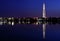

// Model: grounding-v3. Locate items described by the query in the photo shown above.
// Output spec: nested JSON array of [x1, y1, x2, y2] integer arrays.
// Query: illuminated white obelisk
[[43, 3, 46, 18], [42, 3, 46, 39]]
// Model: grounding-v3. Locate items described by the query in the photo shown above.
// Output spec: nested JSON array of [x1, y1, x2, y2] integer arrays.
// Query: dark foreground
[[0, 24, 60, 41]]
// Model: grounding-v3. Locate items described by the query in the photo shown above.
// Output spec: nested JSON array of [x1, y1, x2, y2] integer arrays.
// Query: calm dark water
[[0, 24, 60, 41], [46, 24, 60, 41]]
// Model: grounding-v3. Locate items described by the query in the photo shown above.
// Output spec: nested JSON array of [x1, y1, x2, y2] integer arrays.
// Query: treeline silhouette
[[0, 17, 60, 25]]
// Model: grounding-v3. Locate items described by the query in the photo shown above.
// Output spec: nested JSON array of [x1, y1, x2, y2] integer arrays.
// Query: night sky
[[0, 0, 60, 17]]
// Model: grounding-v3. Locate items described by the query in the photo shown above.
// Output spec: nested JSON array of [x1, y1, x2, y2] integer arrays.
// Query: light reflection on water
[[0, 24, 60, 41], [46, 24, 60, 41]]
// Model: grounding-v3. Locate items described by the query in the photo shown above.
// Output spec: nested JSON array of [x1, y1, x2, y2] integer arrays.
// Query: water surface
[[0, 24, 60, 41]]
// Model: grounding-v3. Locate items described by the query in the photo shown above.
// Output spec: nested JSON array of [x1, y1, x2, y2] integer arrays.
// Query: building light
[[36, 22, 38, 25], [8, 18, 11, 20], [12, 22, 14, 26], [0, 22, 3, 25], [8, 21, 11, 25]]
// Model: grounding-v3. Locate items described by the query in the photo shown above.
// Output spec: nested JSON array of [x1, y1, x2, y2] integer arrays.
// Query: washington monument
[[42, 2, 46, 39]]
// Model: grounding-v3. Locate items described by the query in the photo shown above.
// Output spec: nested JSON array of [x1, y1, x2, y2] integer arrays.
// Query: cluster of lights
[[0, 17, 38, 25], [0, 17, 60, 26], [0, 17, 14, 25]]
